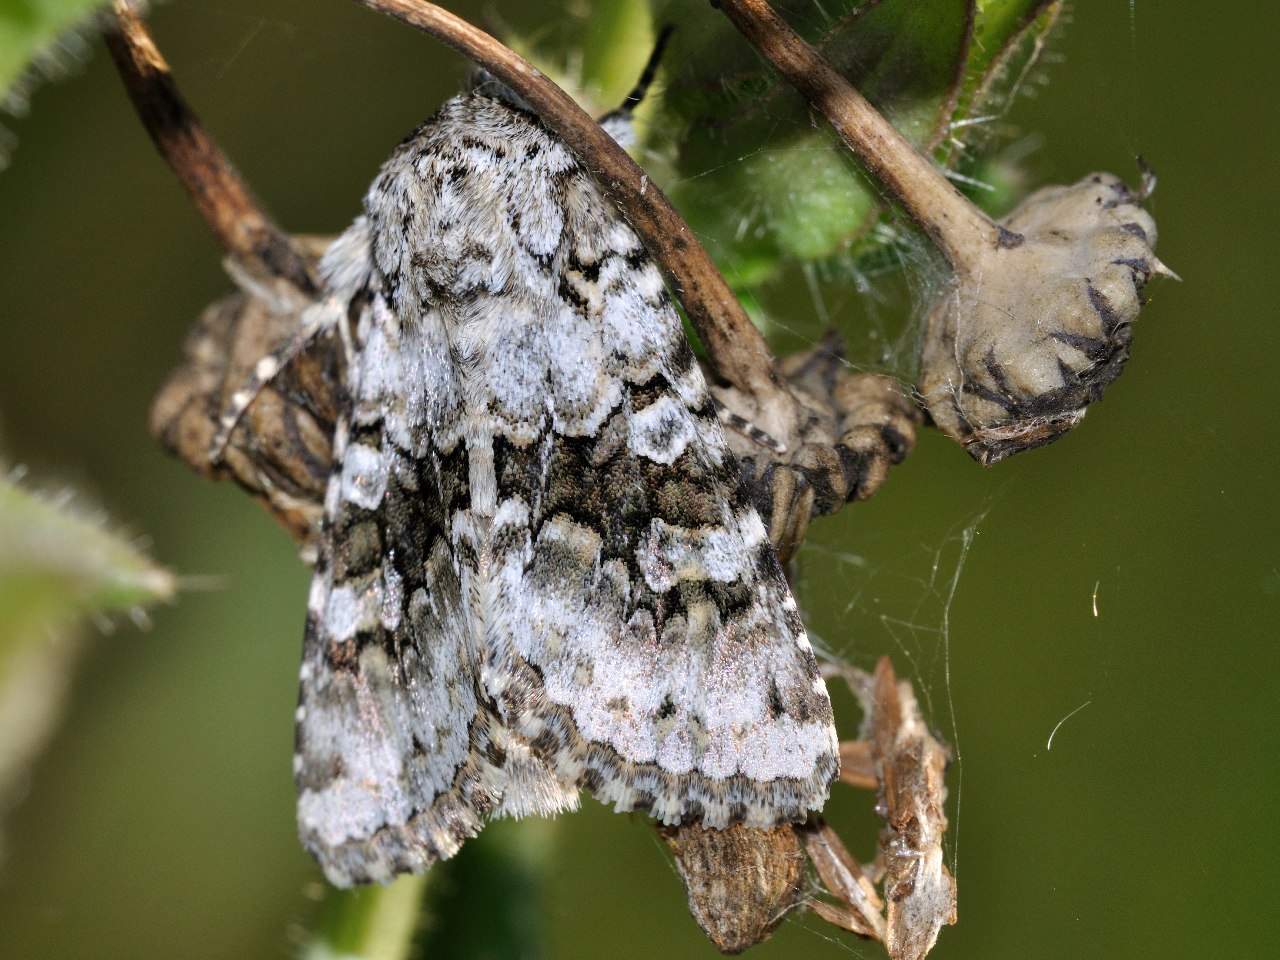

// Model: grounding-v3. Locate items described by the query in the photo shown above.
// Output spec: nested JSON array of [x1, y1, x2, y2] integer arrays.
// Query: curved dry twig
[[104, 1, 319, 295]]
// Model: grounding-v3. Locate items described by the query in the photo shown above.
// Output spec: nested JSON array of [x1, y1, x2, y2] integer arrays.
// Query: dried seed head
[[659, 822, 805, 954], [919, 172, 1173, 464]]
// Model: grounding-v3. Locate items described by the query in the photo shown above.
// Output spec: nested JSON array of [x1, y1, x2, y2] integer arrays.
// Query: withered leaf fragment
[[870, 658, 957, 960], [811, 658, 956, 960], [801, 817, 885, 941]]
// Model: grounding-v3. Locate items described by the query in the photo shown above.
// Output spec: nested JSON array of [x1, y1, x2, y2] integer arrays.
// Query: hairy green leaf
[[0, 0, 109, 113]]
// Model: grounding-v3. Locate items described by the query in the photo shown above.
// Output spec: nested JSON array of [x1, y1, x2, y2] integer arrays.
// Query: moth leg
[[713, 397, 787, 454], [720, 333, 921, 563], [207, 295, 346, 463]]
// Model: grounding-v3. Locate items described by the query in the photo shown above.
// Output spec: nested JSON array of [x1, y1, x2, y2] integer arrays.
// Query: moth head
[[465, 67, 536, 114]]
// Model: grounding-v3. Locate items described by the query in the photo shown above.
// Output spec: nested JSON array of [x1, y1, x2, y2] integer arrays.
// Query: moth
[[123, 0, 915, 912], [270, 77, 841, 885]]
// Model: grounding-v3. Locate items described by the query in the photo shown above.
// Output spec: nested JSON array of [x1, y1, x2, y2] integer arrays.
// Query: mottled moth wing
[[296, 93, 837, 885]]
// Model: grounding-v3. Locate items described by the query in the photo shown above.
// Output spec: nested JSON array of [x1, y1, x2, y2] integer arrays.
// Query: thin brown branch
[[351, 0, 792, 423], [105, 1, 318, 295], [714, 0, 1003, 276]]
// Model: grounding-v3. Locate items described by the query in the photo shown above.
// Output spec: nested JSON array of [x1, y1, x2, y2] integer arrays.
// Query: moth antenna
[[104, 1, 318, 296], [596, 24, 675, 146], [618, 23, 676, 114], [597, 24, 675, 146]]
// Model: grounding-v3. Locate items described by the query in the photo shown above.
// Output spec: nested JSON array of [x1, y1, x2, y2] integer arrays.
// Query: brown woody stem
[[352, 0, 792, 420], [714, 0, 1005, 276], [105, 1, 319, 295]]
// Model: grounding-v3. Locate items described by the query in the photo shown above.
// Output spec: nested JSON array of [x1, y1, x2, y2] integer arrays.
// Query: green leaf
[[647, 0, 1062, 281], [0, 473, 174, 857], [953, 1, 1062, 164], [0, 476, 175, 647], [0, 0, 109, 113], [503, 0, 657, 116]]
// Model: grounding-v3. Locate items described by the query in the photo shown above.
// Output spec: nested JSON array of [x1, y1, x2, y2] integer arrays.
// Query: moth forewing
[[293, 91, 839, 886]]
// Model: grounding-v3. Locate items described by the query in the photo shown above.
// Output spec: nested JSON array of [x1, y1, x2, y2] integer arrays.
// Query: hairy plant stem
[[301, 875, 428, 960], [714, 0, 1005, 276]]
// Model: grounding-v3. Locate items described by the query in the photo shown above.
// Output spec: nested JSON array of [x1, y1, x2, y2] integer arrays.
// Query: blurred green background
[[0, 1, 1276, 958]]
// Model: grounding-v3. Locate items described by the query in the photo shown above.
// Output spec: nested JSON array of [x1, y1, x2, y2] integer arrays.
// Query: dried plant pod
[[919, 173, 1174, 463], [714, 0, 1175, 465], [659, 822, 805, 954]]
